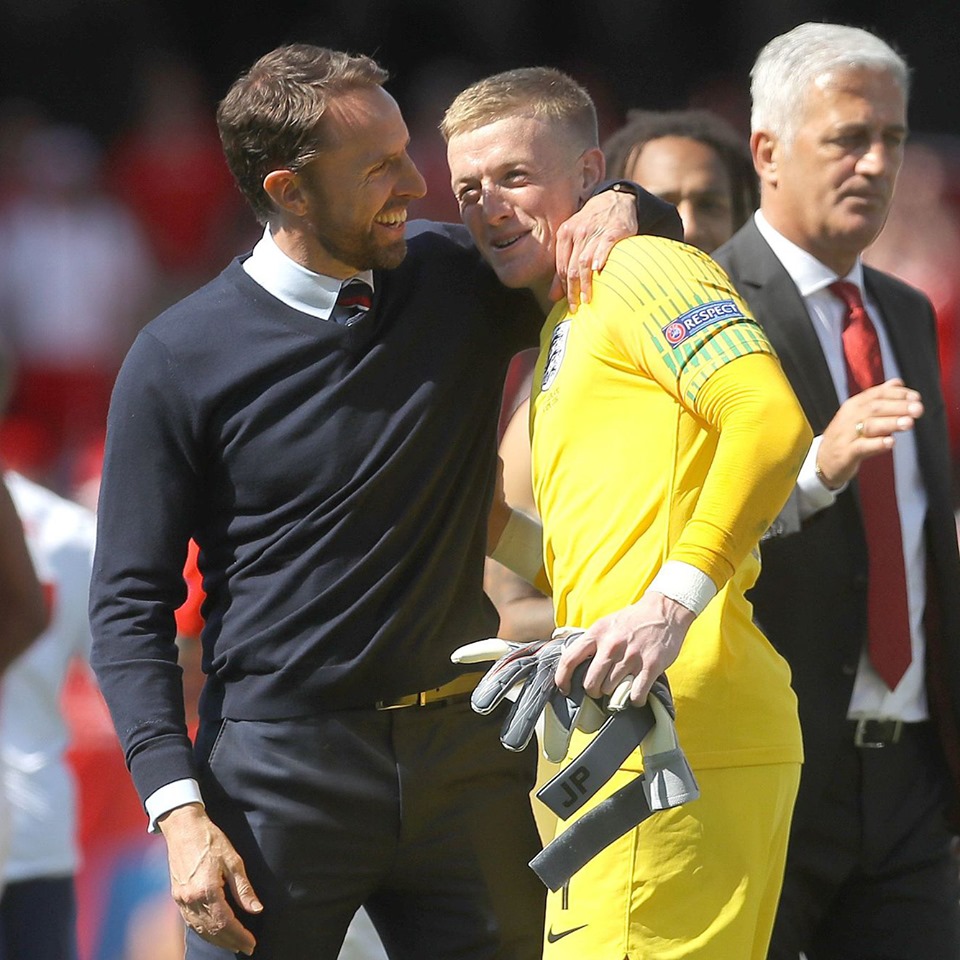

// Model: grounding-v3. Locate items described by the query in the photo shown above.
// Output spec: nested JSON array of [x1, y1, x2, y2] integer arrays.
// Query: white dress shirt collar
[[242, 226, 374, 321], [754, 210, 865, 296]]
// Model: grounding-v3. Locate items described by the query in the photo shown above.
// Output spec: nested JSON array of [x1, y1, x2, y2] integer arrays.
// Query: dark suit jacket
[[714, 218, 960, 828]]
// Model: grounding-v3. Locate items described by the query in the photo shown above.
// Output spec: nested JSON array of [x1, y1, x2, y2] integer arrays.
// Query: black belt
[[852, 717, 905, 748], [374, 672, 483, 710]]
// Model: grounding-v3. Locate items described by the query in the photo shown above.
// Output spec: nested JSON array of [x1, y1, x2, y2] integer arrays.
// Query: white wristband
[[648, 560, 717, 616], [490, 509, 544, 586]]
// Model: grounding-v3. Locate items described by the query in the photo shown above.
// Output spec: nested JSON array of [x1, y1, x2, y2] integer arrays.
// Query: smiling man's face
[[446, 114, 592, 308], [293, 85, 427, 277]]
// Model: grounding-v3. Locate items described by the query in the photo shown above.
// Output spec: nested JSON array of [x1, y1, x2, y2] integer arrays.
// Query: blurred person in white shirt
[[0, 468, 95, 959]]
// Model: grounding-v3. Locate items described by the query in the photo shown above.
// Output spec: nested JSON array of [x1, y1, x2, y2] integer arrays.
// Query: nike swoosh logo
[[546, 924, 588, 943]]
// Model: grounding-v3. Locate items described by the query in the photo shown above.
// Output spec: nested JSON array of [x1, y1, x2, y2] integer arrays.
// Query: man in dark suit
[[714, 21, 960, 960]]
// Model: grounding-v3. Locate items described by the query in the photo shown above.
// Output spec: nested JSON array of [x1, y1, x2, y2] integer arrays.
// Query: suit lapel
[[726, 222, 841, 434]]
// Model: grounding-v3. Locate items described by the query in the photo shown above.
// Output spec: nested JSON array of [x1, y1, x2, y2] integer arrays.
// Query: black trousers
[[187, 699, 546, 960], [0, 875, 78, 960], [768, 721, 960, 960]]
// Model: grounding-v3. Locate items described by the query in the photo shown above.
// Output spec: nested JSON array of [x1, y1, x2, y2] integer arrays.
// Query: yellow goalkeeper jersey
[[530, 235, 807, 769]]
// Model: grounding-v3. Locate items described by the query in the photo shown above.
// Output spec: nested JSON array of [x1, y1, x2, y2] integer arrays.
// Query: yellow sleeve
[[585, 237, 811, 588], [667, 352, 812, 588], [592, 237, 776, 408]]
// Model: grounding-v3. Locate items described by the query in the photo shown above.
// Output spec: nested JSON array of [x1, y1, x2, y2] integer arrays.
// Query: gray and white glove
[[529, 669, 699, 890], [638, 683, 699, 810], [453, 628, 612, 760]]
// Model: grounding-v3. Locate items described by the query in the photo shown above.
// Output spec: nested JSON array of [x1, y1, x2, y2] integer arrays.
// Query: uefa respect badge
[[662, 299, 744, 348]]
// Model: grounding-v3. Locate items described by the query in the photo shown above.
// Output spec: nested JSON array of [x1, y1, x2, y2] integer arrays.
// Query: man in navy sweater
[[89, 44, 679, 960]]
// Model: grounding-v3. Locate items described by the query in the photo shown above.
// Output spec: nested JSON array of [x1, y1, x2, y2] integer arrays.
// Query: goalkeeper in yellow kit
[[443, 67, 812, 959]]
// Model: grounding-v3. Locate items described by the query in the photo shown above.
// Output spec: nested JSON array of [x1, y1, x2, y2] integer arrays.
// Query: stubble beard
[[318, 224, 408, 273]]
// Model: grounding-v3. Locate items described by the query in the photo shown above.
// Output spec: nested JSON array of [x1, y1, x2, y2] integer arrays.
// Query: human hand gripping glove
[[534, 670, 696, 822], [453, 628, 697, 807], [454, 629, 699, 890]]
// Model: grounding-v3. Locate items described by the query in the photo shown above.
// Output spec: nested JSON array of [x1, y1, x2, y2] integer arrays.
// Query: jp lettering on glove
[[452, 627, 699, 888], [530, 674, 700, 890], [535, 674, 678, 820]]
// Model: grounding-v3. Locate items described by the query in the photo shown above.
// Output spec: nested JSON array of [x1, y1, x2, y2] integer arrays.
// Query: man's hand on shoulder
[[551, 181, 683, 311], [158, 802, 263, 956], [551, 186, 639, 310], [816, 379, 923, 489]]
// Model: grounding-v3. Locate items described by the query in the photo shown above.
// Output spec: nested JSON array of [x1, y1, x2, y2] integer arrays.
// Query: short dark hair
[[602, 108, 758, 230], [216, 44, 389, 224]]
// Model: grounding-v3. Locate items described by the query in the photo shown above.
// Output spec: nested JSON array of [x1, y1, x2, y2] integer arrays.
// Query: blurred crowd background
[[0, 1, 958, 957]]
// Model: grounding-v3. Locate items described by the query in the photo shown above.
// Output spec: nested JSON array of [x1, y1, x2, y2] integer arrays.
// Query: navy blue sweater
[[89, 221, 541, 802]]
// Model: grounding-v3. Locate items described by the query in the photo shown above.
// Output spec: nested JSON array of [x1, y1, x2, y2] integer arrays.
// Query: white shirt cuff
[[648, 560, 717, 616], [797, 436, 845, 521], [144, 779, 204, 833]]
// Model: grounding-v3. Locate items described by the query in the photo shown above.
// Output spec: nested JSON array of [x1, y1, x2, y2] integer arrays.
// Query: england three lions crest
[[541, 321, 571, 391]]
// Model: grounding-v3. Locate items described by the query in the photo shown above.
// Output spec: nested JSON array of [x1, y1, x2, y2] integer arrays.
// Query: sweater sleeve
[[88, 329, 201, 805]]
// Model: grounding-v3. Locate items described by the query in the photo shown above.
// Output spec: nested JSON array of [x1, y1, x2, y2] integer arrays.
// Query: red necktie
[[830, 280, 912, 689], [331, 279, 373, 326]]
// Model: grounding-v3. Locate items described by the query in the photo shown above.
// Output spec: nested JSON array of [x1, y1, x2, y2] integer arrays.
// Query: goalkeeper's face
[[447, 115, 598, 309]]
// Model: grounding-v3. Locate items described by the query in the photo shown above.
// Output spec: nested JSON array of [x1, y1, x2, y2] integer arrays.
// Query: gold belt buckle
[[374, 672, 482, 711], [374, 693, 419, 710]]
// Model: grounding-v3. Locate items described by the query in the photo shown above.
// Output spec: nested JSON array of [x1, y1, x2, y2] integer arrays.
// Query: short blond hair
[[440, 67, 598, 153]]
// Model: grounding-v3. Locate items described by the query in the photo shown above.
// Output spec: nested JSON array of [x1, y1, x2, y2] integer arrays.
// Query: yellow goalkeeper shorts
[[542, 761, 800, 960]]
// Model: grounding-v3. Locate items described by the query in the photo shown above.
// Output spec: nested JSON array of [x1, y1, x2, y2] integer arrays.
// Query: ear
[[752, 131, 778, 186], [262, 169, 308, 217], [579, 146, 606, 199]]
